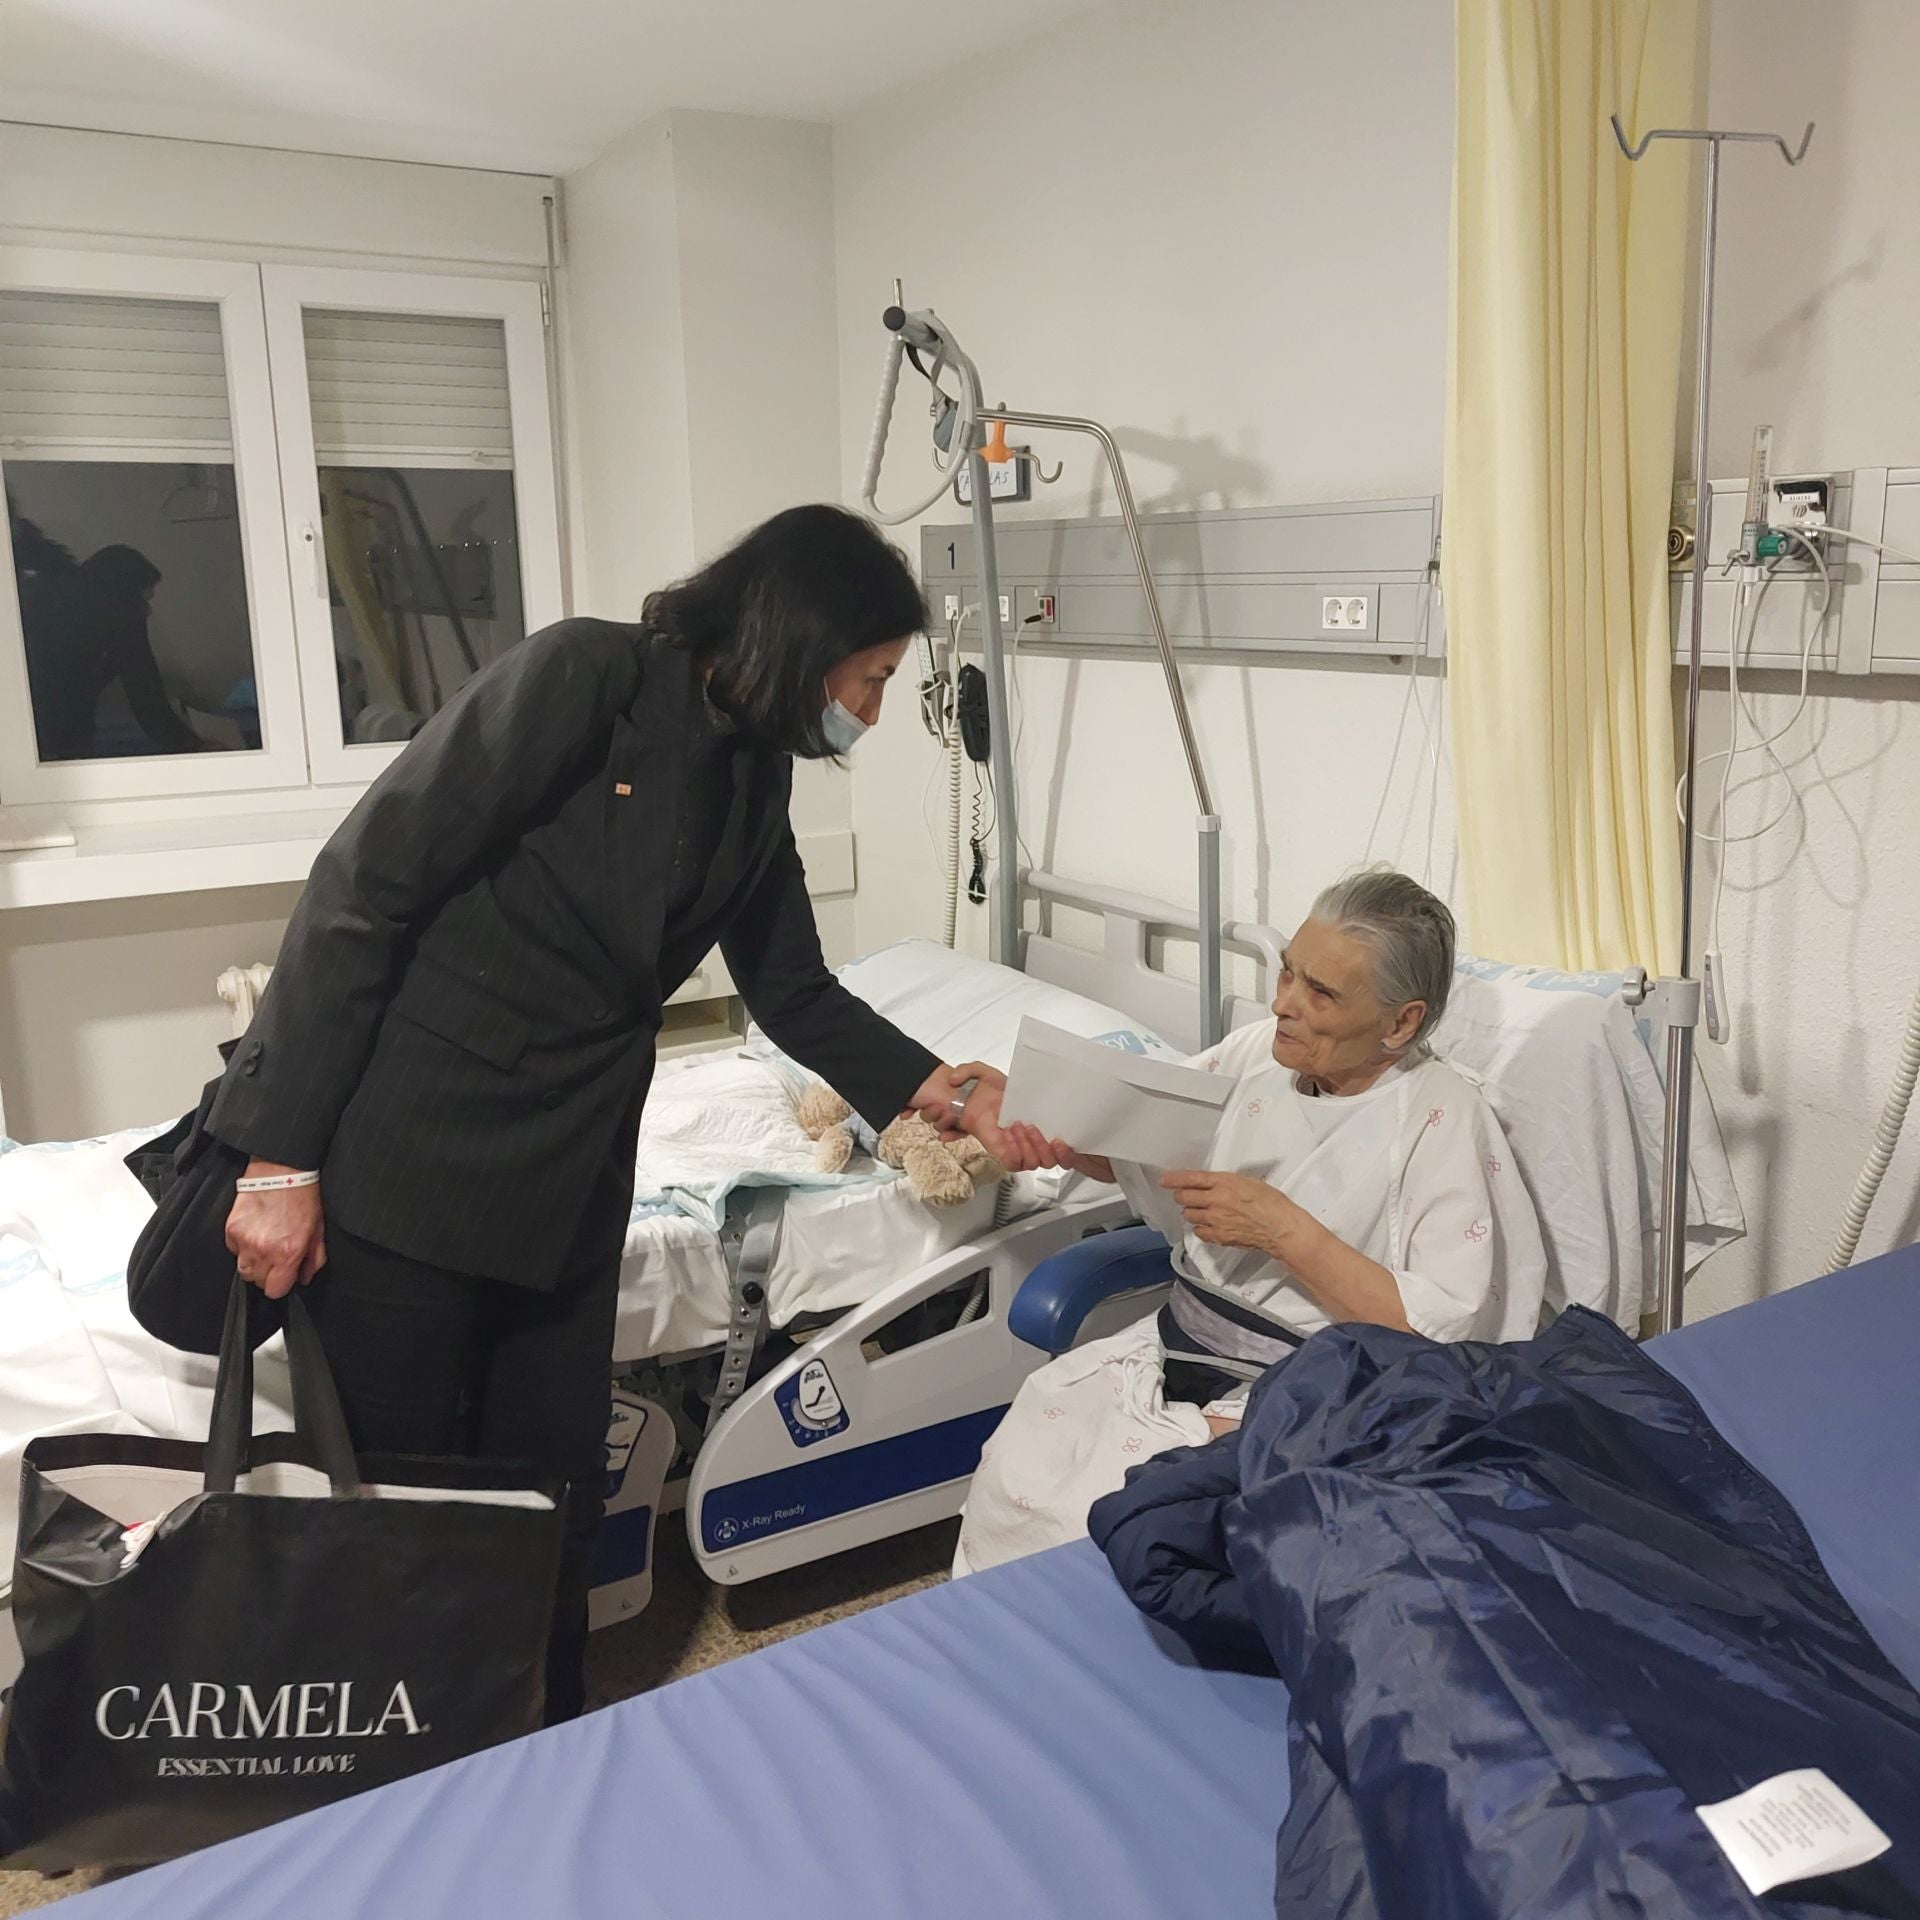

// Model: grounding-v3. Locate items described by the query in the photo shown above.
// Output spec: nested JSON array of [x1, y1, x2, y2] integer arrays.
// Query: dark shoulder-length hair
[[643, 504, 927, 758], [82, 545, 163, 602]]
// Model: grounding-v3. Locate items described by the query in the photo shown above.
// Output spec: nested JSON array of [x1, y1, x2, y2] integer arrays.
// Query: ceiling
[[0, 0, 1115, 175]]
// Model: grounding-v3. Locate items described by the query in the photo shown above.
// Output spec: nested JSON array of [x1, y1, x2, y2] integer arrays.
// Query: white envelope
[[1000, 1018, 1233, 1168]]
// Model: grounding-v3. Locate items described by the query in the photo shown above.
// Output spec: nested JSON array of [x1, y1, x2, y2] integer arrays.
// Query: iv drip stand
[[1611, 112, 1814, 1335]]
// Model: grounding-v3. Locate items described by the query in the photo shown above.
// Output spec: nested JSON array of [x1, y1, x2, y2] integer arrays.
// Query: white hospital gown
[[954, 1020, 1546, 1576]]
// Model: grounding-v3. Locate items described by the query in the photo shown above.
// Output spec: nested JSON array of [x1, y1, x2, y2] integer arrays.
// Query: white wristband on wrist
[[234, 1170, 321, 1193]]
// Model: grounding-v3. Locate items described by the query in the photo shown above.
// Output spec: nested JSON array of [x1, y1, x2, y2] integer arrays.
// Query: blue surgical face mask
[[822, 698, 869, 755]]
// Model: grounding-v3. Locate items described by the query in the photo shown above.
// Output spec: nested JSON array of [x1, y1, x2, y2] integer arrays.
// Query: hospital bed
[[44, 1237, 1917, 1920], [0, 872, 1742, 1665], [0, 876, 1282, 1650]]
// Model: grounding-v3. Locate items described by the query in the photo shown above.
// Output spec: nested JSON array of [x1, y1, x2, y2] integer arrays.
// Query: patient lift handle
[[862, 294, 1225, 1048], [980, 404, 1222, 1049]]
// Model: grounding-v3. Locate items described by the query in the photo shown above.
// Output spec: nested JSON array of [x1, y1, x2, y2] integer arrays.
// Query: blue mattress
[[63, 1246, 1920, 1920]]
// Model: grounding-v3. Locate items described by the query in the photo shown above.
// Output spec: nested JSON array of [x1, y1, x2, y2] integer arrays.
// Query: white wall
[[0, 885, 301, 1141], [0, 128, 550, 1139], [832, 0, 1920, 1315], [833, 0, 1458, 962], [562, 110, 858, 959], [671, 114, 842, 557], [562, 119, 697, 614], [1683, 0, 1920, 1311], [563, 111, 844, 601]]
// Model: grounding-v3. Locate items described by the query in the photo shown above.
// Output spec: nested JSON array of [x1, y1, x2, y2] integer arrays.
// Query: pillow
[[1435, 962, 1743, 1326], [754, 938, 1178, 1076], [1453, 954, 1633, 999], [0, 1127, 169, 1299]]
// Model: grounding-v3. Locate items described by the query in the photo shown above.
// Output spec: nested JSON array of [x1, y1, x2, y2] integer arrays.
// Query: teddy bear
[[793, 1081, 1004, 1208]]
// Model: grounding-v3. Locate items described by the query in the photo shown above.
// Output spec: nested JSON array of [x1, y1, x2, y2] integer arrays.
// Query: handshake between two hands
[[907, 1063, 1096, 1177], [909, 1062, 1291, 1253]]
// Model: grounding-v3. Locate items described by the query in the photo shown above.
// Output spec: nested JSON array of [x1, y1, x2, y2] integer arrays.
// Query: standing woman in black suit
[[213, 505, 993, 1722]]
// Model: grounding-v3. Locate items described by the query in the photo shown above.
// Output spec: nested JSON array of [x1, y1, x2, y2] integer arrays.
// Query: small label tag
[[614, 782, 633, 797], [1696, 1769, 1892, 1895]]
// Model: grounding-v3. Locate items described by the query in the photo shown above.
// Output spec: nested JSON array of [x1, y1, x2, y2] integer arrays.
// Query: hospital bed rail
[[686, 1188, 1141, 1586], [1017, 868, 1283, 1056]]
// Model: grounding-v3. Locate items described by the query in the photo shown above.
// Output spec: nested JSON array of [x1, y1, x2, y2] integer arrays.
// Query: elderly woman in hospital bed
[[955, 868, 1546, 1576]]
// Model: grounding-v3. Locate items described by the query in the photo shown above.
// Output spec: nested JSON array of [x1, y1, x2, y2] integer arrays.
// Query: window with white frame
[[0, 246, 561, 809], [262, 264, 561, 787]]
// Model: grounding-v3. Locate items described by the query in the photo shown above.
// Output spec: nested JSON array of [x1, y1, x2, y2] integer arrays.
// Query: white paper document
[[1000, 1018, 1233, 1169], [1695, 1770, 1892, 1896]]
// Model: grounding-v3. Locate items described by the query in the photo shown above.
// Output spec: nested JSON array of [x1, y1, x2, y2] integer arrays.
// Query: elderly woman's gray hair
[[1309, 867, 1456, 1051]]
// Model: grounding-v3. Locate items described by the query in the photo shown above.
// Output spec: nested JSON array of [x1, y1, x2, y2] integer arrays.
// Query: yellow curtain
[[1444, 0, 1699, 972]]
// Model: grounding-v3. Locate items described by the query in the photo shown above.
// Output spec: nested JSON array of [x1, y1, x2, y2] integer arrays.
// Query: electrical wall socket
[[1015, 585, 1057, 630], [942, 594, 963, 625], [1321, 595, 1373, 631]]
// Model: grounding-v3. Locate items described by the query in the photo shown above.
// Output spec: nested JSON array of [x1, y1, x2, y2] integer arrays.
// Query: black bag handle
[[205, 1275, 362, 1497]]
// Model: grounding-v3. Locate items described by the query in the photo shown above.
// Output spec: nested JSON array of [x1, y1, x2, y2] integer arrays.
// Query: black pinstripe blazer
[[208, 620, 938, 1290]]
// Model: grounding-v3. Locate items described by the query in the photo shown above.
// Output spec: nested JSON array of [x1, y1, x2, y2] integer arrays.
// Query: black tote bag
[[0, 1280, 565, 1870], [124, 1046, 282, 1355]]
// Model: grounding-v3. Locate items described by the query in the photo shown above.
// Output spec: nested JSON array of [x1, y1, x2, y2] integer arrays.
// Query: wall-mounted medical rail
[[1612, 110, 1815, 1336], [921, 494, 1442, 661]]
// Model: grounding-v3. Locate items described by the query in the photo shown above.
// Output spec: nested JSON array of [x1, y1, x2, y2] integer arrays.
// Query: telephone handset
[[956, 665, 991, 763]]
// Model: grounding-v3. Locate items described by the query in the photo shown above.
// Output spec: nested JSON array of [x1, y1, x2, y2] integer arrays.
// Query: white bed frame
[[1015, 867, 1283, 1055], [214, 874, 1287, 1602]]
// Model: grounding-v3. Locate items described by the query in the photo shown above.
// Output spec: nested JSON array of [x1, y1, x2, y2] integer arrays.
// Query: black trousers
[[303, 1222, 620, 1726]]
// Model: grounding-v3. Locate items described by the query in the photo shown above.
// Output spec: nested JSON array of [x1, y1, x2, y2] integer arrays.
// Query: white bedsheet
[[612, 1169, 1038, 1360], [0, 1123, 969, 1634], [633, 1049, 892, 1228]]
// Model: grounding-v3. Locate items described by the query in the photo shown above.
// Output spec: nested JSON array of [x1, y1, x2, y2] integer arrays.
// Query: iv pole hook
[[1610, 115, 1815, 166]]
